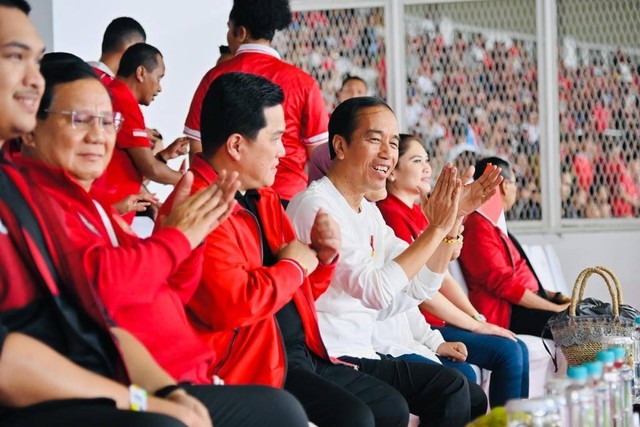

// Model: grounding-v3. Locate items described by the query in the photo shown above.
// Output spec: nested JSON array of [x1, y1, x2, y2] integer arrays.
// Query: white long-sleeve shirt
[[287, 177, 443, 359]]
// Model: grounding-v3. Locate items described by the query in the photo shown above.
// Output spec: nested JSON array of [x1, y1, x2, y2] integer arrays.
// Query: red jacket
[[1, 153, 129, 383], [162, 155, 335, 387], [458, 212, 540, 328], [17, 156, 215, 383]]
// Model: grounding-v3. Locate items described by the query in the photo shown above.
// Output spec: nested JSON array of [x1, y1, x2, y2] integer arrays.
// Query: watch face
[[129, 384, 149, 412]]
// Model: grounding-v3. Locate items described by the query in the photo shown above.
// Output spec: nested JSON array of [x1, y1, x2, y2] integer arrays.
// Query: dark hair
[[341, 74, 367, 90], [397, 134, 422, 161], [328, 96, 393, 160], [473, 156, 512, 181], [200, 72, 284, 158], [101, 17, 146, 54], [229, 0, 292, 41], [0, 0, 30, 14], [117, 43, 162, 77], [37, 52, 101, 119], [219, 45, 231, 55]]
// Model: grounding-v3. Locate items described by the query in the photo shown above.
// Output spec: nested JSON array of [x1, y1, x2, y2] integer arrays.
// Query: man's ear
[[236, 25, 249, 43], [499, 180, 507, 196], [135, 65, 146, 83], [226, 133, 244, 161], [332, 135, 347, 160]]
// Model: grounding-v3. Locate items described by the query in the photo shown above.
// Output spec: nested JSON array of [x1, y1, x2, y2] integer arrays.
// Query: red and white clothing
[[184, 44, 329, 200], [89, 61, 116, 86], [100, 79, 150, 223], [458, 211, 540, 328], [377, 193, 446, 327], [17, 156, 214, 383], [159, 155, 336, 387]]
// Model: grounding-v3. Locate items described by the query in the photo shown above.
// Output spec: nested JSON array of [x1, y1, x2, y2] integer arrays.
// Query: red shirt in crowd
[[100, 78, 150, 223], [184, 44, 329, 201]]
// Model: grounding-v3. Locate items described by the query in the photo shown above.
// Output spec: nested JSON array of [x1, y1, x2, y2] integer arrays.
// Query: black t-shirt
[[236, 191, 309, 366]]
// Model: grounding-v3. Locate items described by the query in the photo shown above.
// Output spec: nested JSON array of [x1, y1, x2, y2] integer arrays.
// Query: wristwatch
[[472, 313, 486, 322], [129, 384, 148, 412]]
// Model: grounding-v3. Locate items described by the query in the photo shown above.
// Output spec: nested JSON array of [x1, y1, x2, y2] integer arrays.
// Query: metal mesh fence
[[557, 0, 640, 219], [404, 0, 542, 221], [272, 7, 387, 113]]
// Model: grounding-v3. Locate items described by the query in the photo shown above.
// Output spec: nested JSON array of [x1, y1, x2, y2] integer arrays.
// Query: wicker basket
[[547, 266, 636, 366]]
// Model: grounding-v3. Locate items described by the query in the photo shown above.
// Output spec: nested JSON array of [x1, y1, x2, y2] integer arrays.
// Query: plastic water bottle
[[586, 361, 612, 427], [566, 365, 596, 427], [545, 378, 572, 426], [612, 347, 634, 427], [633, 317, 640, 404], [598, 350, 623, 427]]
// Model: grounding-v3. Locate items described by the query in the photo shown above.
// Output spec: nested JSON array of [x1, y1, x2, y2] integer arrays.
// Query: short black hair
[[328, 96, 393, 160], [341, 74, 367, 89], [0, 0, 30, 13], [200, 72, 284, 158], [101, 17, 146, 54], [117, 43, 162, 77], [229, 0, 292, 41], [37, 52, 102, 119], [474, 156, 512, 181]]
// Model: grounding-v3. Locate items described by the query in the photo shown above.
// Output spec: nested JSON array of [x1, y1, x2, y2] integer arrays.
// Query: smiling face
[[336, 105, 400, 195], [30, 79, 116, 191], [236, 104, 286, 191], [389, 138, 432, 198], [0, 6, 45, 143]]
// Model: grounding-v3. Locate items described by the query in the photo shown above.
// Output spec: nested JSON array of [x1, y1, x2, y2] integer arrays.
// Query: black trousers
[[509, 304, 556, 338], [1, 384, 308, 427], [284, 352, 485, 427]]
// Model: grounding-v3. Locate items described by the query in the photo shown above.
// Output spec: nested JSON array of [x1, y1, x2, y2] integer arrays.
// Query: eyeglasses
[[45, 109, 124, 133]]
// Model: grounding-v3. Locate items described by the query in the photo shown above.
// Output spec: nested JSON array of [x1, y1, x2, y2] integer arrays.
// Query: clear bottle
[[598, 350, 623, 427], [586, 361, 612, 427], [566, 365, 596, 427], [612, 347, 634, 427], [544, 378, 572, 427], [633, 317, 640, 404]]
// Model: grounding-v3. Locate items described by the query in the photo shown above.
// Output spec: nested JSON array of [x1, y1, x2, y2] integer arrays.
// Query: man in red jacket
[[165, 71, 442, 426]]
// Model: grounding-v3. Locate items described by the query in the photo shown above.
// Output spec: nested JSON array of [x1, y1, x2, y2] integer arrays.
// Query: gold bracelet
[[442, 235, 463, 244]]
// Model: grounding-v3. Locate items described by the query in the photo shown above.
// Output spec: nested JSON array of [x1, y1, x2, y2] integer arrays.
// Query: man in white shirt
[[288, 96, 503, 426]]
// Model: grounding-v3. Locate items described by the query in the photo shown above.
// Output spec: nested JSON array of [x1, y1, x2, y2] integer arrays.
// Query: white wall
[[519, 231, 640, 309], [33, 0, 233, 197]]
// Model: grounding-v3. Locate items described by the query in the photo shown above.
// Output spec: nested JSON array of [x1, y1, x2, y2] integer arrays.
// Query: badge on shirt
[[0, 218, 7, 235]]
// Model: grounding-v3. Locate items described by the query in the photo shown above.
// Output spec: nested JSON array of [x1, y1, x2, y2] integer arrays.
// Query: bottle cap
[[611, 347, 626, 360], [567, 365, 588, 380], [596, 350, 615, 363], [584, 361, 603, 378]]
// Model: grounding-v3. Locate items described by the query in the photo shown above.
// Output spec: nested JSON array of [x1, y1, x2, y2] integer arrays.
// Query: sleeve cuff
[[280, 259, 306, 284], [409, 267, 445, 301]]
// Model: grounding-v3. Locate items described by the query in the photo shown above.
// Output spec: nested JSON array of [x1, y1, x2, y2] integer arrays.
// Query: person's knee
[[256, 388, 309, 427], [372, 390, 409, 427], [466, 378, 488, 419], [333, 398, 376, 427]]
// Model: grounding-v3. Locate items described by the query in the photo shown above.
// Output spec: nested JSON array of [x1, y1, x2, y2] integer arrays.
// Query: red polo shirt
[[184, 44, 329, 200], [101, 79, 150, 223]]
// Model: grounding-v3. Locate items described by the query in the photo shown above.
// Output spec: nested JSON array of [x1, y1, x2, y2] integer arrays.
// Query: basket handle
[[592, 265, 623, 305], [569, 267, 619, 317]]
